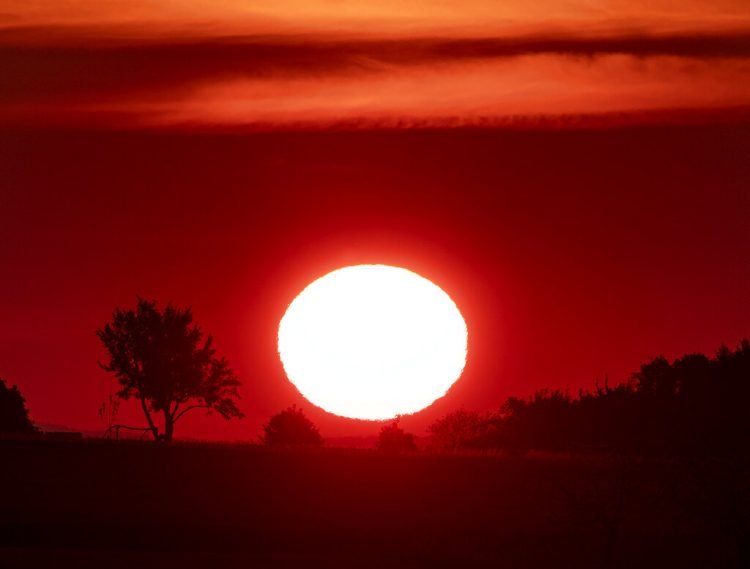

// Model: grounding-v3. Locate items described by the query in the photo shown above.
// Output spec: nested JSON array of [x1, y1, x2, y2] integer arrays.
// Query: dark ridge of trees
[[428, 340, 750, 457], [263, 405, 323, 447], [377, 418, 417, 452], [97, 298, 243, 443], [0, 378, 36, 434], [427, 408, 491, 451]]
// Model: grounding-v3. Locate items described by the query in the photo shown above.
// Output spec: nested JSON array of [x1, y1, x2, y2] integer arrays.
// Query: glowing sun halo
[[278, 265, 468, 420]]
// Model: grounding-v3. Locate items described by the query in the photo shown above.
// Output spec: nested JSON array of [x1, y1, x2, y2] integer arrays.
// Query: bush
[[263, 405, 323, 447], [377, 419, 416, 452]]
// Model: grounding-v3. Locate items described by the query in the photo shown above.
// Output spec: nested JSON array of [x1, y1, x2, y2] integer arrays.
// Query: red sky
[[1, 1, 748, 439]]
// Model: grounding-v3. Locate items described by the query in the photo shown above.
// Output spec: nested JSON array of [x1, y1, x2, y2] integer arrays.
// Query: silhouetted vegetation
[[263, 405, 323, 447], [428, 340, 750, 458], [97, 298, 243, 442], [427, 408, 489, 451], [377, 418, 417, 452], [0, 378, 36, 434], [2, 340, 749, 567]]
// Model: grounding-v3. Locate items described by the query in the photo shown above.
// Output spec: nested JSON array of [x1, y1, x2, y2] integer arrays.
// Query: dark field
[[1, 440, 747, 568]]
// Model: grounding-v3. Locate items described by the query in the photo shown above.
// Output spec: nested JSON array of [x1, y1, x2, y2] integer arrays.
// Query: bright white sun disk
[[278, 264, 468, 420]]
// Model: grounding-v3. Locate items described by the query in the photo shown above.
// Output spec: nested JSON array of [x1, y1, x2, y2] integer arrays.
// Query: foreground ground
[[1, 440, 747, 568]]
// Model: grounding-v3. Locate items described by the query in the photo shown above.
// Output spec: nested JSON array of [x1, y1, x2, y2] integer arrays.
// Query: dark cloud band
[[1, 29, 750, 104]]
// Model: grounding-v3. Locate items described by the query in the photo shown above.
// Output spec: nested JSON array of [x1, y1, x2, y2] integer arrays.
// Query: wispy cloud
[[2, 2, 750, 129]]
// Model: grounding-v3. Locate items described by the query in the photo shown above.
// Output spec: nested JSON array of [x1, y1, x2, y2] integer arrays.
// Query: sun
[[278, 264, 468, 420]]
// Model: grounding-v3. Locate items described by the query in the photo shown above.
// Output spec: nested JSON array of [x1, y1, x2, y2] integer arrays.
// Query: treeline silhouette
[[3, 299, 749, 461], [0, 378, 36, 435], [428, 340, 750, 457]]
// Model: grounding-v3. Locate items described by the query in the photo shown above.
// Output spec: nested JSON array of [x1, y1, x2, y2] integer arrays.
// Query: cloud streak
[[2, 23, 750, 128]]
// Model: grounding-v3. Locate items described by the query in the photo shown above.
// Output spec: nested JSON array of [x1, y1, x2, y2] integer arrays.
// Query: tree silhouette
[[0, 378, 36, 434], [426, 339, 750, 458], [97, 298, 243, 442], [377, 418, 416, 452], [427, 408, 486, 451], [632, 355, 676, 396], [262, 405, 323, 447]]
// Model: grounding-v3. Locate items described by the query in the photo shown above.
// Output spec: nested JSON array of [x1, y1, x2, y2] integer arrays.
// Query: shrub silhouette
[[263, 405, 323, 447], [0, 378, 36, 434], [377, 418, 416, 452], [427, 409, 486, 451], [97, 298, 243, 442]]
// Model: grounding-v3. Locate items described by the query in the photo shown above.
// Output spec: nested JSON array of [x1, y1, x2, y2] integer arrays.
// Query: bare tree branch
[[173, 404, 210, 424]]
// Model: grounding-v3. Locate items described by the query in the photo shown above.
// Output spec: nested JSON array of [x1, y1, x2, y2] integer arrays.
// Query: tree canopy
[[427, 408, 486, 451], [0, 378, 36, 434], [97, 298, 243, 442], [262, 405, 323, 447], [427, 340, 750, 458], [377, 419, 417, 452]]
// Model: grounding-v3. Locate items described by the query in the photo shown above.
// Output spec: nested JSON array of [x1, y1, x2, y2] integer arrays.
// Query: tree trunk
[[163, 410, 174, 443], [139, 397, 160, 441]]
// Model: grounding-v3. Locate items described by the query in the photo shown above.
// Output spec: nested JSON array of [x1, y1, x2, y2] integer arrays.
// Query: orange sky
[[4, 1, 750, 35], [2, 0, 749, 128]]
